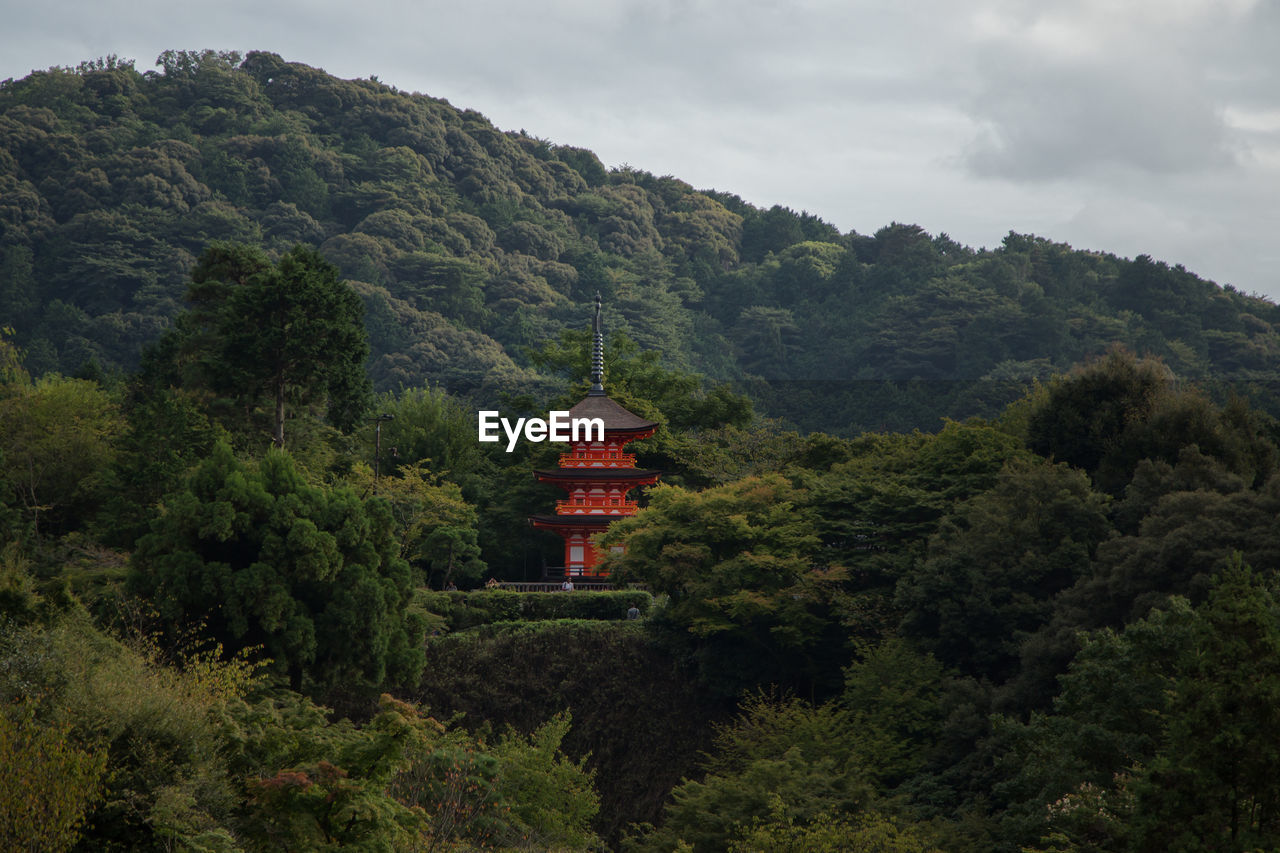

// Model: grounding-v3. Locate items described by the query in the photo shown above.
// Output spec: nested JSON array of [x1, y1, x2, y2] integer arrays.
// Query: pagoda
[[530, 295, 660, 579]]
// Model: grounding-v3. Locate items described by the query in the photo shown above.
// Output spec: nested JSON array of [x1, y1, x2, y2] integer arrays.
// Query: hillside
[[10, 50, 1280, 853], [3, 51, 1278, 434]]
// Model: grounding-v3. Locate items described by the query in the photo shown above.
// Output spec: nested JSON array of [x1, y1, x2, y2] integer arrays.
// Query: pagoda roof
[[568, 394, 659, 433], [534, 467, 661, 482]]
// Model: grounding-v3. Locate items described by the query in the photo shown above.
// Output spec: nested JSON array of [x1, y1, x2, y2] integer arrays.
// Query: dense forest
[[4, 51, 1280, 852]]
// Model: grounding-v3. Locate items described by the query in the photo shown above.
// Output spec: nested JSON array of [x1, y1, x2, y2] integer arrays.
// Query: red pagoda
[[530, 295, 660, 579]]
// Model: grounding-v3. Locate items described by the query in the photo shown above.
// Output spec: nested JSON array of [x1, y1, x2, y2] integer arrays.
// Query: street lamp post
[[370, 413, 394, 494]]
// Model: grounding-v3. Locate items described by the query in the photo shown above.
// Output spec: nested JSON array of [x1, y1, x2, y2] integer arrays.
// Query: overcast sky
[[4, 0, 1279, 302]]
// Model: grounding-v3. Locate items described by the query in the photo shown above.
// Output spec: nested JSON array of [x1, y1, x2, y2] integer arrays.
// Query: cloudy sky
[[4, 0, 1279, 301]]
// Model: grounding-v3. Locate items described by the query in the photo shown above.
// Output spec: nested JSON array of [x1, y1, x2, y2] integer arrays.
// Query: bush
[[418, 589, 654, 631]]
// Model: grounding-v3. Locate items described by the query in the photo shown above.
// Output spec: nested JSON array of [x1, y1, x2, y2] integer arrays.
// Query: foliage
[[602, 474, 849, 696], [96, 384, 227, 547], [843, 637, 950, 790], [0, 372, 123, 537], [896, 457, 1113, 681], [1026, 348, 1276, 495], [129, 443, 424, 695], [151, 242, 372, 449], [998, 560, 1280, 853], [1, 55, 1278, 439], [0, 701, 107, 853], [1128, 561, 1280, 851], [729, 807, 941, 853], [626, 693, 871, 853], [417, 588, 654, 630], [346, 460, 486, 587], [0, 613, 258, 850], [4, 49, 1280, 852], [389, 709, 600, 850], [413, 619, 723, 844]]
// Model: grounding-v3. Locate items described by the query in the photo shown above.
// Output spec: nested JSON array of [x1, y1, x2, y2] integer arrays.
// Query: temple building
[[530, 295, 660, 579]]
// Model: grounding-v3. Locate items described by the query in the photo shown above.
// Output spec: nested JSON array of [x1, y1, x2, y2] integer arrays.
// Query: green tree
[[0, 702, 107, 853], [346, 461, 486, 588], [843, 638, 950, 789], [895, 458, 1112, 682], [602, 475, 848, 695], [0, 373, 122, 537], [527, 328, 753, 433], [218, 244, 371, 447], [129, 443, 424, 695], [1130, 561, 1280, 852], [96, 386, 226, 547], [155, 242, 372, 449], [626, 693, 871, 853], [730, 808, 940, 853]]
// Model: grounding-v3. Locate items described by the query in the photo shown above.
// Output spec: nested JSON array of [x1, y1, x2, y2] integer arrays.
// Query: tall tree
[[0, 373, 122, 538], [152, 242, 372, 449], [129, 443, 424, 695], [601, 475, 847, 696], [218, 244, 371, 447]]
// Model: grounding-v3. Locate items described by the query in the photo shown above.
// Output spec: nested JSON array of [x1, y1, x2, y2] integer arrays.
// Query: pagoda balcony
[[554, 500, 639, 516], [558, 450, 637, 467]]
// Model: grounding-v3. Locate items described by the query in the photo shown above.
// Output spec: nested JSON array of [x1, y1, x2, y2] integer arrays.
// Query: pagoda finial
[[589, 291, 605, 395]]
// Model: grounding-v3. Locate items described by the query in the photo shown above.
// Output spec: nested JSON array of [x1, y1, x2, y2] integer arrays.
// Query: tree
[[730, 809, 940, 853], [601, 475, 848, 695], [1130, 561, 1280, 851], [129, 443, 424, 695], [526, 328, 753, 433], [157, 242, 372, 449], [843, 638, 950, 790], [895, 458, 1112, 682], [997, 559, 1280, 853], [221, 244, 371, 446], [96, 385, 226, 547], [0, 373, 122, 537], [626, 693, 871, 853], [345, 461, 486, 588], [0, 702, 106, 852]]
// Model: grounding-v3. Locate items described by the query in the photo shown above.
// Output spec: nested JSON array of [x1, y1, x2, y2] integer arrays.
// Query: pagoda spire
[[589, 291, 605, 396]]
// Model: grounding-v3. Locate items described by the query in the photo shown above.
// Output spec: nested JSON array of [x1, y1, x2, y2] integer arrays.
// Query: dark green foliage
[[417, 588, 653, 630], [96, 385, 226, 547], [602, 475, 850, 697], [801, 420, 1034, 644], [998, 562, 1280, 853], [1128, 562, 1280, 851], [156, 242, 372, 448], [1026, 348, 1277, 495], [6, 48, 1280, 852], [843, 638, 950, 790], [896, 458, 1113, 681], [412, 620, 724, 845], [128, 443, 424, 696], [4, 56, 1276, 437], [626, 692, 883, 852]]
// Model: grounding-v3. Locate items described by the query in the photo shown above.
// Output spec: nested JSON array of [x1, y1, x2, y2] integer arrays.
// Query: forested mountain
[[7, 51, 1280, 853], [3, 51, 1278, 433]]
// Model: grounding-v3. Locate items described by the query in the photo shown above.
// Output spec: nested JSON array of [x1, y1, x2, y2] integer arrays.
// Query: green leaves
[[148, 242, 372, 450], [130, 444, 423, 696], [603, 475, 847, 695]]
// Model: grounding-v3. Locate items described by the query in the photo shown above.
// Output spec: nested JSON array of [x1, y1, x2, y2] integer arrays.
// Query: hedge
[[416, 589, 653, 632]]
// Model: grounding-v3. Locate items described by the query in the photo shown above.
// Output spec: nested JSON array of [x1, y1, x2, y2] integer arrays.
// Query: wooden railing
[[557, 450, 637, 467], [554, 500, 638, 515]]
